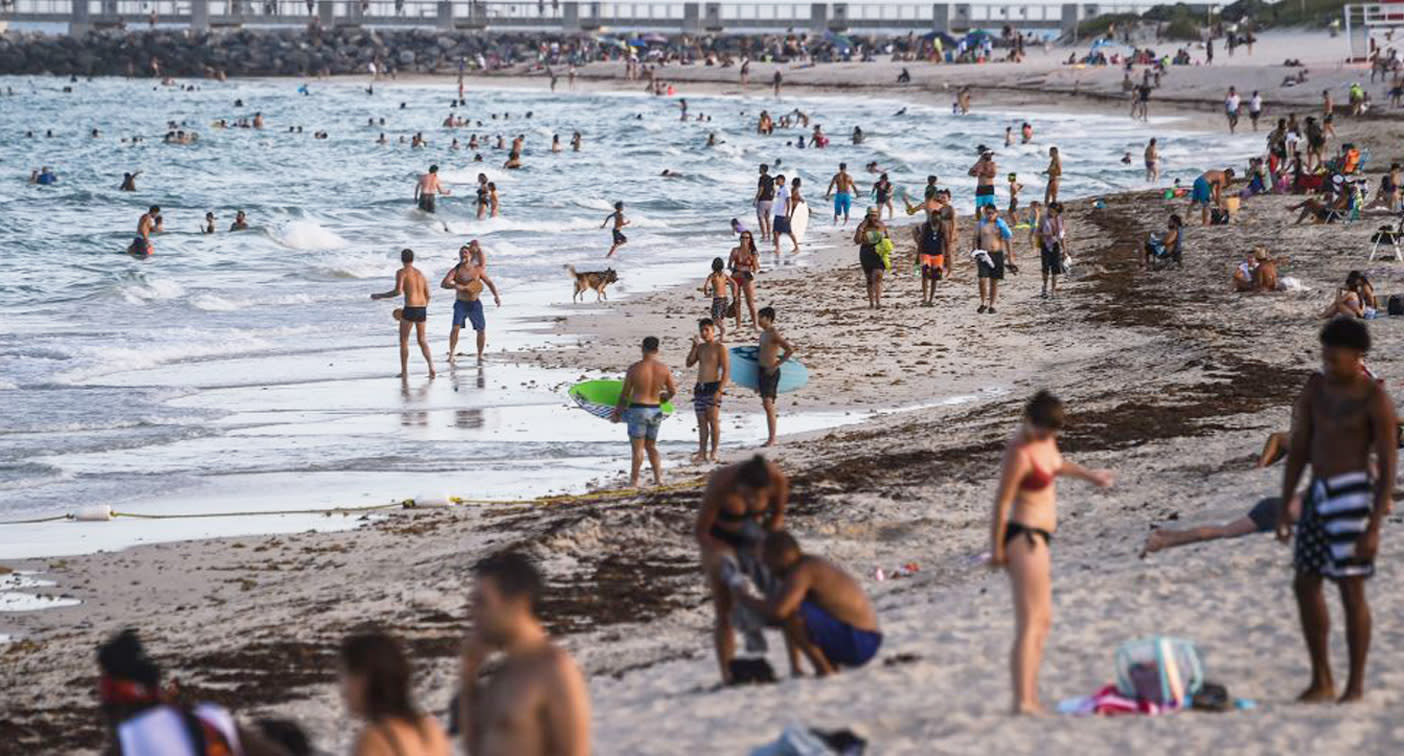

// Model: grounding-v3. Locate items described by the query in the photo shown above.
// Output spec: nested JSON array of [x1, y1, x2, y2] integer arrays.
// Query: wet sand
[[8, 29, 1404, 754]]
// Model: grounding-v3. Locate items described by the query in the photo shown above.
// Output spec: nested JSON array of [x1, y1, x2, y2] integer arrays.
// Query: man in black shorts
[[973, 203, 1014, 314], [757, 306, 794, 447]]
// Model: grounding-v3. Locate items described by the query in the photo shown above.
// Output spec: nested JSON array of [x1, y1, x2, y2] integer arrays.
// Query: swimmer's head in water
[[401, 248, 414, 264], [205, 212, 215, 220], [148, 205, 160, 214], [429, 164, 438, 173]]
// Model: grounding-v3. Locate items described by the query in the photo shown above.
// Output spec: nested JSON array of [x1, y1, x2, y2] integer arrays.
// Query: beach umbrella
[[921, 30, 958, 46], [641, 32, 669, 45]]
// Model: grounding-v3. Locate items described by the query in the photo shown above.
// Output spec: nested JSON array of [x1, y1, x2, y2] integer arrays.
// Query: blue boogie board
[[728, 346, 809, 394]]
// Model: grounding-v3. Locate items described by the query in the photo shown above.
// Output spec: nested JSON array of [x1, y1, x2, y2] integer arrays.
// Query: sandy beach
[[7, 27, 1404, 754]]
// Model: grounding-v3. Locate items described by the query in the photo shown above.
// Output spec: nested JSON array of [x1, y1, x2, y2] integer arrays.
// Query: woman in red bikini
[[989, 391, 1114, 715]]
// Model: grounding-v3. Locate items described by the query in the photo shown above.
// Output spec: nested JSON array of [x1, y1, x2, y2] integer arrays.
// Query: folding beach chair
[[1370, 214, 1404, 262]]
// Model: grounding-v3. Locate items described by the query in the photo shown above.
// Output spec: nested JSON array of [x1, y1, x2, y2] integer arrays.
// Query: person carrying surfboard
[[611, 336, 677, 488], [687, 319, 731, 463], [757, 307, 794, 448]]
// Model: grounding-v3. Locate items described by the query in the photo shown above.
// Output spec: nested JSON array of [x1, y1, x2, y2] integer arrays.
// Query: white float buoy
[[74, 504, 113, 522]]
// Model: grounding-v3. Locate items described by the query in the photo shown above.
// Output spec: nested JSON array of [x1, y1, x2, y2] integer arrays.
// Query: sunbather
[[1143, 496, 1300, 555], [1290, 193, 1350, 224], [1320, 271, 1378, 319]]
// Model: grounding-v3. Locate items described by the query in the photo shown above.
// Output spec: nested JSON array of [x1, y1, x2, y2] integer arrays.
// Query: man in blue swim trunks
[[441, 242, 501, 364], [825, 162, 857, 225], [1190, 167, 1235, 226], [612, 336, 677, 488], [730, 530, 882, 676]]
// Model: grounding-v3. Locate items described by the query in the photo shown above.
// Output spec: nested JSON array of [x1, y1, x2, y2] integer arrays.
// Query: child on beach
[[1277, 318, 1397, 703], [686, 318, 730, 463], [602, 201, 629, 258], [701, 257, 739, 339], [1006, 172, 1023, 224], [757, 307, 794, 447], [990, 391, 1114, 715]]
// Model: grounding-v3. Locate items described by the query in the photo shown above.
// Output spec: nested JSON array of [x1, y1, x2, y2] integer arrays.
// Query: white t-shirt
[[1225, 94, 1241, 113], [1250, 94, 1263, 113], [773, 186, 790, 216]]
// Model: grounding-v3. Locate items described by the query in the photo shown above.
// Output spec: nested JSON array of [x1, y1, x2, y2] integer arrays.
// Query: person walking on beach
[[1035, 202, 1065, 299], [729, 231, 761, 330], [1277, 318, 1397, 703], [441, 242, 500, 365], [415, 164, 449, 213], [459, 553, 591, 756], [1144, 138, 1160, 183], [970, 149, 998, 216], [990, 391, 1114, 715], [772, 69, 783, 99], [728, 531, 882, 676], [974, 203, 1014, 314], [702, 257, 739, 339], [855, 207, 890, 309], [1042, 147, 1062, 205], [611, 336, 676, 488], [340, 632, 452, 756], [687, 318, 730, 463], [371, 248, 436, 379], [755, 164, 775, 242], [916, 207, 949, 308], [826, 162, 857, 225], [1224, 86, 1242, 134], [695, 455, 789, 684], [771, 175, 802, 257], [1249, 90, 1264, 131], [602, 201, 629, 258], [757, 306, 793, 447]]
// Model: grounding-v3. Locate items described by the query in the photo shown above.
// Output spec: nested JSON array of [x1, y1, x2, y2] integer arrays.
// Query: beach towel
[[749, 724, 867, 756], [718, 522, 778, 653], [1056, 684, 1173, 717]]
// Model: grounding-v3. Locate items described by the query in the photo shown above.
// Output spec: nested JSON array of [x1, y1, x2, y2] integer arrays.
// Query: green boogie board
[[569, 379, 676, 420]]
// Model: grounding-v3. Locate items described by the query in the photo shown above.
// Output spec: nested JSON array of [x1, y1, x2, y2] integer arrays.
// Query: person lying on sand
[[729, 531, 882, 676], [696, 455, 789, 684], [1143, 496, 1300, 556], [459, 553, 590, 756]]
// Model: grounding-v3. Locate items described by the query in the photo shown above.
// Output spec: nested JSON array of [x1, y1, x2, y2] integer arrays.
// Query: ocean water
[[0, 75, 1260, 558]]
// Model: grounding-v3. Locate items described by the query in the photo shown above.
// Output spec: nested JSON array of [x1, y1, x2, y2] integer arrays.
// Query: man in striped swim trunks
[[1277, 317, 1397, 703]]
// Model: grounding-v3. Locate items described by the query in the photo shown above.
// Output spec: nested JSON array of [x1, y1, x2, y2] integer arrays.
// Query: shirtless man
[[974, 203, 1015, 314], [730, 531, 882, 676], [969, 149, 999, 217], [415, 164, 449, 213], [370, 248, 436, 379], [1144, 138, 1160, 183], [229, 210, 248, 231], [824, 162, 857, 225], [1278, 318, 1397, 703], [441, 242, 501, 364], [1190, 168, 1235, 225], [131, 205, 160, 256], [756, 306, 794, 447], [695, 455, 789, 684], [459, 553, 590, 756], [611, 336, 677, 487], [686, 319, 730, 463]]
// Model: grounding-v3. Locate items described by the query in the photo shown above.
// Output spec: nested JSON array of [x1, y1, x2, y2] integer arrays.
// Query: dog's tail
[[563, 264, 578, 278]]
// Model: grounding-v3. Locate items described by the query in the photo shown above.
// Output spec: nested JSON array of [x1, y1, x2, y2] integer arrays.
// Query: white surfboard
[[791, 199, 810, 243]]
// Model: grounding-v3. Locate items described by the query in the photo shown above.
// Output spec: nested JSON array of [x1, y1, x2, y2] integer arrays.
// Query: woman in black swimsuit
[[854, 208, 889, 310], [873, 173, 894, 219], [989, 391, 1114, 715], [695, 455, 789, 684]]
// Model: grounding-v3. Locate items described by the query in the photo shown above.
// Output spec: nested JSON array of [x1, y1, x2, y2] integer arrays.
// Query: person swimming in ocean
[[475, 173, 490, 220], [119, 171, 139, 191], [202, 212, 216, 234], [130, 205, 161, 256], [415, 164, 449, 213], [229, 210, 249, 231], [370, 248, 436, 379]]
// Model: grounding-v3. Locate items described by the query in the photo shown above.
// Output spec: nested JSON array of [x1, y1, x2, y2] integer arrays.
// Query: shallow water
[[0, 75, 1259, 557]]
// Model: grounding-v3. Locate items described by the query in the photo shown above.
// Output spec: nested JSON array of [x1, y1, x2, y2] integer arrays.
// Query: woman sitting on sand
[[341, 632, 451, 756], [990, 391, 1114, 715], [1232, 247, 1278, 292], [1320, 270, 1378, 319]]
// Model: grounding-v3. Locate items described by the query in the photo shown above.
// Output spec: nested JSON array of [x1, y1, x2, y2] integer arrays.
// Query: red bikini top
[[1019, 451, 1055, 491]]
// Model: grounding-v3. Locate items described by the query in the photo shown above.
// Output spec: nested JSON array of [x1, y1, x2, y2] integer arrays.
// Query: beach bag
[[1210, 207, 1231, 225], [875, 237, 894, 270], [1389, 295, 1404, 316], [1114, 636, 1204, 707]]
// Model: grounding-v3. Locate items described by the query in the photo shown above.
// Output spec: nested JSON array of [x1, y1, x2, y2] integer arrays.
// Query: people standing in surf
[[989, 391, 1114, 715], [729, 231, 761, 331], [570, 131, 582, 152], [1035, 202, 1066, 299], [1224, 86, 1242, 134], [1277, 318, 1397, 704], [1144, 138, 1160, 183], [855, 207, 889, 309], [1042, 147, 1062, 205], [756, 307, 793, 448], [687, 318, 731, 463], [825, 162, 857, 225], [370, 248, 436, 379], [602, 201, 629, 258], [695, 455, 789, 683], [873, 173, 894, 219], [129, 205, 160, 256], [119, 171, 139, 191], [229, 210, 249, 231], [474, 173, 490, 220], [771, 175, 797, 259], [701, 257, 739, 339], [202, 212, 216, 234], [974, 203, 1015, 314], [754, 164, 775, 243], [969, 149, 998, 217], [441, 242, 501, 365], [611, 336, 677, 488], [415, 164, 449, 213]]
